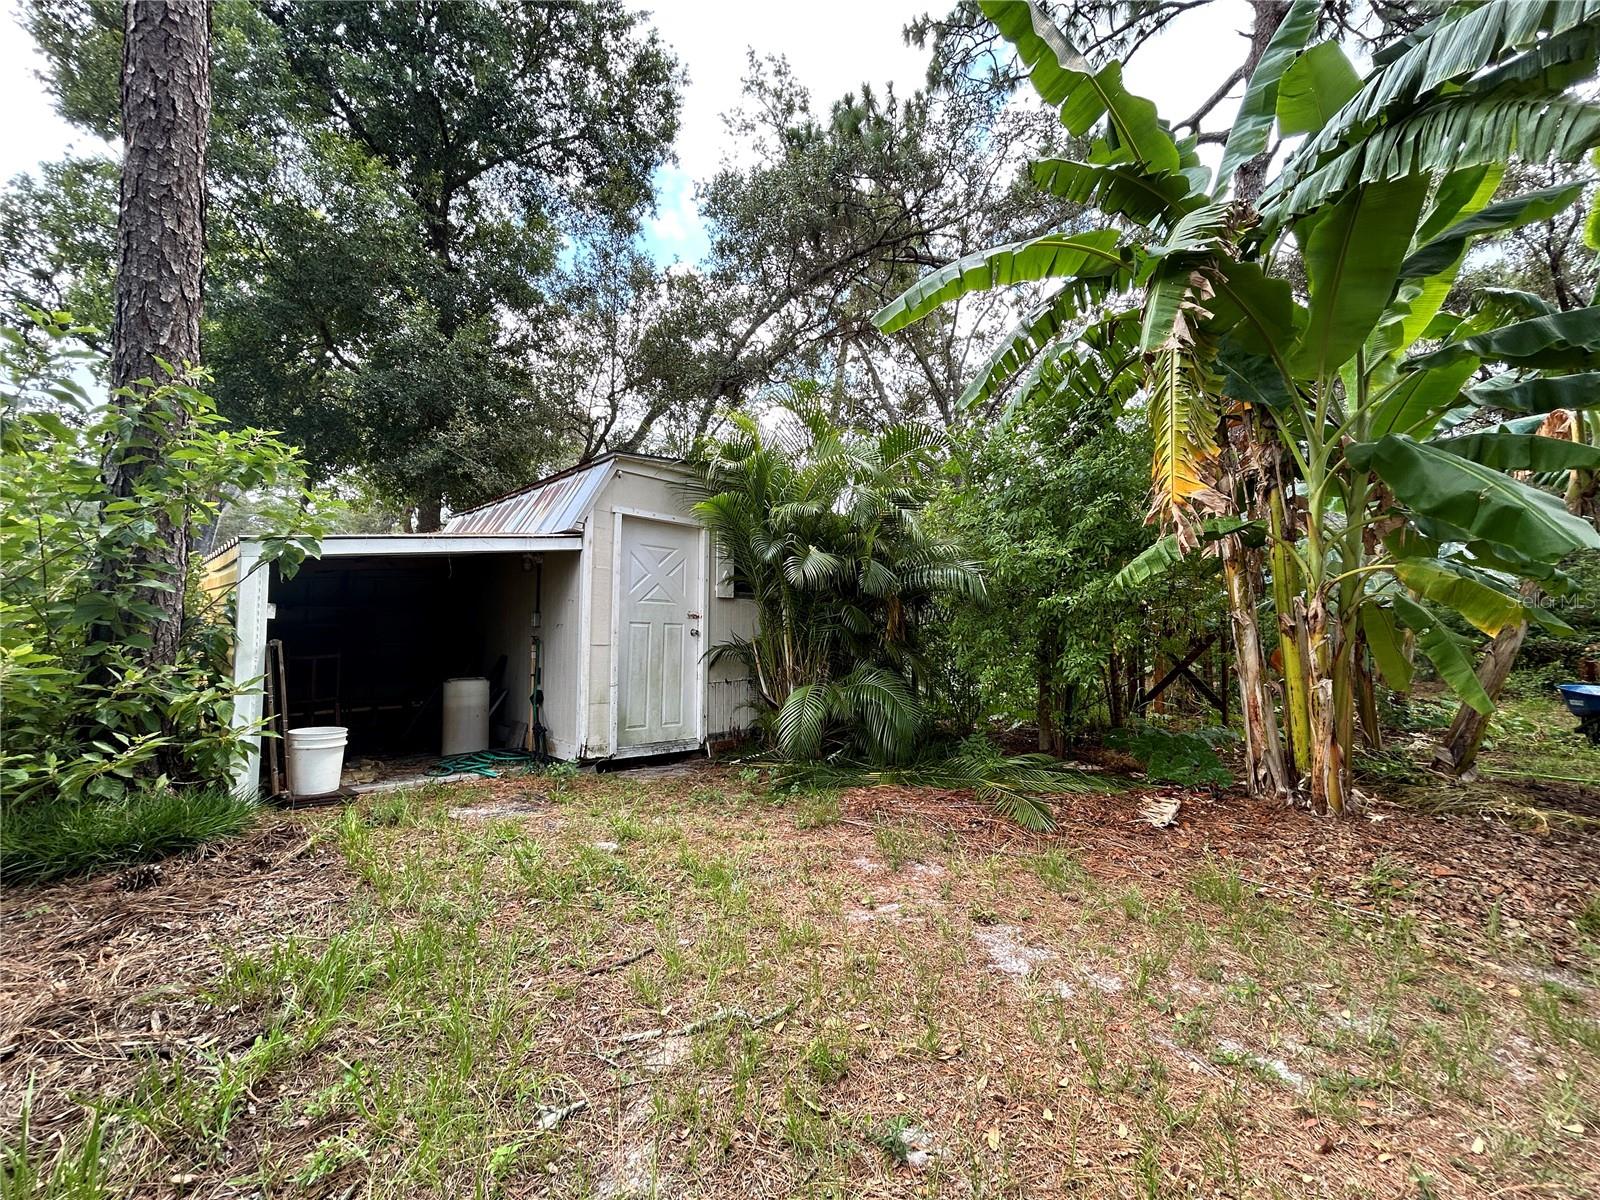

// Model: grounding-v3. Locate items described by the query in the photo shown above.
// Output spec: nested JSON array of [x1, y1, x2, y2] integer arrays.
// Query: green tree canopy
[[6, 0, 682, 527]]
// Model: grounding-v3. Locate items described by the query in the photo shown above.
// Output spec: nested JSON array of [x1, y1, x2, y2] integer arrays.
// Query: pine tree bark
[[415, 496, 445, 533], [103, 0, 212, 668], [1232, 1, 1291, 206]]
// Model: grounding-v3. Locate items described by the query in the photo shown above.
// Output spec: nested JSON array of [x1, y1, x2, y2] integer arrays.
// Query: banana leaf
[[1346, 434, 1600, 561], [1359, 602, 1414, 691], [1393, 557, 1527, 636], [1217, 0, 1318, 189], [1428, 431, 1600, 473], [1275, 41, 1361, 136], [1030, 158, 1201, 226], [1400, 181, 1584, 279], [1408, 305, 1600, 371], [979, 0, 1179, 173], [1390, 593, 1494, 716], [1367, 358, 1478, 439], [1113, 517, 1263, 589], [1292, 175, 1429, 381], [873, 229, 1124, 333], [1464, 371, 1600, 414]]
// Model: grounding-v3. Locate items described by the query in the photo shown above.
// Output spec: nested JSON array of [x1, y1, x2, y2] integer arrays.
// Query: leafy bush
[[1, 313, 330, 803], [695, 394, 983, 763], [1105, 723, 1233, 789], [926, 383, 1222, 745], [1, 786, 257, 884]]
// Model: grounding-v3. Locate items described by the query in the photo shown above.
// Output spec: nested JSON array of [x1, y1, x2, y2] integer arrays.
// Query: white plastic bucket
[[286, 725, 348, 797], [442, 676, 490, 756]]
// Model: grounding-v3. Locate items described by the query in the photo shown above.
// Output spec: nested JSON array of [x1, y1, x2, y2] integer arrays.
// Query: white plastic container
[[442, 676, 490, 756], [286, 725, 348, 797]]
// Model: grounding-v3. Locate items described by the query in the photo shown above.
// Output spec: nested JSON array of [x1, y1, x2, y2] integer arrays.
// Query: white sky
[[0, 0, 1251, 264], [637, 0, 1251, 262]]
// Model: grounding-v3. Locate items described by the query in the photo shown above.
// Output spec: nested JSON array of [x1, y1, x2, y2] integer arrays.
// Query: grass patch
[[793, 790, 840, 830], [8, 760, 1600, 1198], [0, 787, 256, 884]]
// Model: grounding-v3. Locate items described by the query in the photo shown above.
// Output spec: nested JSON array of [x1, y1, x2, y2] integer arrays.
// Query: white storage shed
[[207, 453, 760, 794]]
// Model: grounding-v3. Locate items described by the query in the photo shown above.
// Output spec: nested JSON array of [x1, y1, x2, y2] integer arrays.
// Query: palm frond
[[776, 683, 835, 761], [833, 665, 926, 763], [772, 741, 1117, 832]]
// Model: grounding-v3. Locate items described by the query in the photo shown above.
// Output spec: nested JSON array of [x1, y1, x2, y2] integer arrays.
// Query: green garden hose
[[428, 749, 545, 778]]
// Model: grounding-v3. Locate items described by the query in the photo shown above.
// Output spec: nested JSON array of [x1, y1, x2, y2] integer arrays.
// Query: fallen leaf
[[1042, 1107, 1054, 1123], [986, 1125, 1001, 1151], [1140, 796, 1180, 828], [1470, 1136, 1486, 1155]]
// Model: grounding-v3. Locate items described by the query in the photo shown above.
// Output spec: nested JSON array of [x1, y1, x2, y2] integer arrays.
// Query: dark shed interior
[[267, 553, 541, 757]]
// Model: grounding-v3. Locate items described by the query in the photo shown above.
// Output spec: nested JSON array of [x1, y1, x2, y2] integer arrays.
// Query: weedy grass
[[5, 765, 1598, 1200], [0, 787, 257, 884], [1, 1086, 109, 1200]]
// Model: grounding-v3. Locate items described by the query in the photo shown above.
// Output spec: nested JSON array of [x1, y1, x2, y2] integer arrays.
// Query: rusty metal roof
[[442, 453, 688, 536]]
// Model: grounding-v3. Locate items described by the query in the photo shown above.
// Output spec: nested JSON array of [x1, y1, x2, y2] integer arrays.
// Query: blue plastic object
[[1558, 683, 1600, 743]]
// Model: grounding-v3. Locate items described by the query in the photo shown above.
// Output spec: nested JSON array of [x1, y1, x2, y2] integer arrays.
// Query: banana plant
[[875, 0, 1600, 814]]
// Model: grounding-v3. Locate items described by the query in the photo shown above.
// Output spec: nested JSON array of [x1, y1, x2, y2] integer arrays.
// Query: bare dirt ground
[[3, 758, 1598, 1198]]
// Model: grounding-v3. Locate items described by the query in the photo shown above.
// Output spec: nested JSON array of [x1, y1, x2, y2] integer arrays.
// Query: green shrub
[[1105, 723, 1233, 788], [695, 394, 984, 764], [1, 312, 331, 802], [0, 787, 257, 884]]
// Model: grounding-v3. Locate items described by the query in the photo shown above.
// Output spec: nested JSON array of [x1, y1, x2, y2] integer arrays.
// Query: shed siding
[[538, 550, 584, 760], [579, 462, 758, 757], [707, 538, 759, 740]]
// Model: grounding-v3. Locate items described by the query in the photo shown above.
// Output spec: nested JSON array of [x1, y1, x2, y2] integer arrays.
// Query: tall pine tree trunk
[[102, 0, 212, 668], [1232, 1, 1291, 205]]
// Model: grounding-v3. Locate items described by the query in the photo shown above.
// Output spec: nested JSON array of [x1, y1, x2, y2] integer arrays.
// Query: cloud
[[640, 165, 708, 267]]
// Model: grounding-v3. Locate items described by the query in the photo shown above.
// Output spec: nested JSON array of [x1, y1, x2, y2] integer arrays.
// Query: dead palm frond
[[774, 739, 1117, 832]]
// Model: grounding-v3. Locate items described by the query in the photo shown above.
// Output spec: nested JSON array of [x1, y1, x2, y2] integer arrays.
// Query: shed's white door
[[617, 516, 701, 750]]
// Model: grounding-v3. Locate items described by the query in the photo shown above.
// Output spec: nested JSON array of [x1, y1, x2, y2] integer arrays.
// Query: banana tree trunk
[[1355, 643, 1382, 750], [1434, 618, 1528, 776], [1267, 487, 1310, 778], [1220, 535, 1291, 801], [1302, 592, 1355, 815]]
